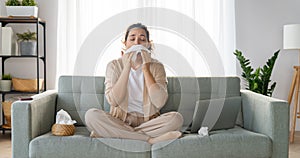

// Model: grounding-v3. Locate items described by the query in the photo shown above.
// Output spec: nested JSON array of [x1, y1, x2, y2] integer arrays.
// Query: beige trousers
[[85, 108, 183, 141]]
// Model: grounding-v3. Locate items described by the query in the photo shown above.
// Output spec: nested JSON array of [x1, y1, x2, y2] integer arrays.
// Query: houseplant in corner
[[16, 29, 37, 56], [6, 0, 38, 17], [0, 74, 12, 92], [234, 49, 280, 97]]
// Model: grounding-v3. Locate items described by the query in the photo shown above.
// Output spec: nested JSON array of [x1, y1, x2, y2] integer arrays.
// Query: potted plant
[[0, 74, 12, 92], [6, 0, 38, 17], [233, 49, 280, 97], [16, 29, 37, 56]]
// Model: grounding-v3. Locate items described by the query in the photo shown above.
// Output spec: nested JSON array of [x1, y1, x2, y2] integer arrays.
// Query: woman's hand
[[141, 50, 151, 64], [122, 52, 134, 68], [141, 51, 151, 72]]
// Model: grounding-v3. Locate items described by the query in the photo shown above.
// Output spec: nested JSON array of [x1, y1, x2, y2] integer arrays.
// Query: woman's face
[[125, 28, 149, 49]]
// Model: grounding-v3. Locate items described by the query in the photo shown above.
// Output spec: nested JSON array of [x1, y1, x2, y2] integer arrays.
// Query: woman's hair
[[123, 23, 153, 51]]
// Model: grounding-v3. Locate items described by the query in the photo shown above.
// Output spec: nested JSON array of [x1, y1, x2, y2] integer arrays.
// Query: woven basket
[[2, 101, 13, 129], [12, 78, 44, 92], [51, 124, 75, 136]]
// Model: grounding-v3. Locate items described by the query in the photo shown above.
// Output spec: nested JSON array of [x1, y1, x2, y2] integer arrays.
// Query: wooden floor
[[0, 131, 11, 158], [290, 131, 300, 158], [1, 131, 300, 158]]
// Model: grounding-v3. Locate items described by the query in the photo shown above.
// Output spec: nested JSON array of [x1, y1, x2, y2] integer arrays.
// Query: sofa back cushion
[[56, 76, 241, 127], [190, 96, 242, 132], [161, 77, 241, 128], [57, 76, 108, 126]]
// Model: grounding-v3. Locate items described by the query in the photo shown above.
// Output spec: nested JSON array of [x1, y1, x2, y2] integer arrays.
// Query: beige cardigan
[[105, 58, 168, 122]]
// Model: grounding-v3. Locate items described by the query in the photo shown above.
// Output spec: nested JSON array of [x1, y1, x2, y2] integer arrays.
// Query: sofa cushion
[[191, 96, 242, 132], [161, 77, 241, 128], [29, 127, 151, 158], [56, 76, 242, 127], [151, 126, 271, 158], [57, 76, 107, 126]]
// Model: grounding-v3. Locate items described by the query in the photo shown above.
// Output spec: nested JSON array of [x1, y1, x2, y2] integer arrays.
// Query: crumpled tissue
[[125, 45, 150, 62], [198, 127, 209, 137], [55, 109, 77, 125]]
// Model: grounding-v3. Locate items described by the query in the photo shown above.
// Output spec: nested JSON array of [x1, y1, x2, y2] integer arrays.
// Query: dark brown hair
[[124, 23, 150, 42], [123, 23, 153, 51]]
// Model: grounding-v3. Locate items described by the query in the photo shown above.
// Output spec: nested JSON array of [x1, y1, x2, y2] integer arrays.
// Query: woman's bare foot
[[90, 131, 101, 138], [148, 131, 182, 144]]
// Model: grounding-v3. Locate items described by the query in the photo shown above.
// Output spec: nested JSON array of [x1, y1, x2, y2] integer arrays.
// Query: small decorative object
[[12, 78, 43, 92], [6, 0, 38, 17], [233, 49, 280, 97], [0, 74, 12, 92], [16, 29, 37, 56], [52, 109, 77, 136], [0, 27, 17, 56]]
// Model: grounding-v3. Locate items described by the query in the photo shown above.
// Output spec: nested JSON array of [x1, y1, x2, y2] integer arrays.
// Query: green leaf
[[233, 49, 280, 96], [16, 30, 37, 42], [2, 74, 12, 80], [21, 0, 37, 6], [6, 0, 21, 6]]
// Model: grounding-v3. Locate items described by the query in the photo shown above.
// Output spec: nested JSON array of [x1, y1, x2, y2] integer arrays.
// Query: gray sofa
[[12, 76, 289, 158]]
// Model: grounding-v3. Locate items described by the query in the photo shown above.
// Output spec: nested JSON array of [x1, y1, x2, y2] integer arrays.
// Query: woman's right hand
[[122, 52, 134, 68]]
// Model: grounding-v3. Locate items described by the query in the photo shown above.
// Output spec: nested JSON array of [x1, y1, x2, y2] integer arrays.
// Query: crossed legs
[[85, 108, 183, 144]]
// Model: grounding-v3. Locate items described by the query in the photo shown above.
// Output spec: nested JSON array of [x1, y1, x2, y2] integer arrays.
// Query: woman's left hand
[[141, 50, 151, 64], [141, 50, 151, 72]]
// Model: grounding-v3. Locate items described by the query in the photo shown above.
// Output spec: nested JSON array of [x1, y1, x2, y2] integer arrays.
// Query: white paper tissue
[[198, 127, 209, 137], [55, 109, 77, 125], [125, 45, 150, 62]]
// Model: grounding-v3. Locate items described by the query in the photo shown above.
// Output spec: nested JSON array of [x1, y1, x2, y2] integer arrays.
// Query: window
[[57, 0, 236, 78]]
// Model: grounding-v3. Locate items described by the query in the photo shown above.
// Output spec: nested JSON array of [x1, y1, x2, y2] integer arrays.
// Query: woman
[[85, 23, 183, 144]]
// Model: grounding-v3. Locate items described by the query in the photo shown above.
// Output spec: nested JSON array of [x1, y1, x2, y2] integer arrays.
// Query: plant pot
[[0, 80, 12, 92], [6, 6, 38, 17], [19, 41, 36, 56]]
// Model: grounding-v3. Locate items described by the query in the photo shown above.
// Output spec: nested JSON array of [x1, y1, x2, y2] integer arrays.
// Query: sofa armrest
[[12, 90, 58, 158], [241, 90, 289, 158]]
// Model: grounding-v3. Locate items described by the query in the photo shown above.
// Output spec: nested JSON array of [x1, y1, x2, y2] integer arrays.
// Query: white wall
[[235, 0, 300, 130], [35, 0, 58, 89]]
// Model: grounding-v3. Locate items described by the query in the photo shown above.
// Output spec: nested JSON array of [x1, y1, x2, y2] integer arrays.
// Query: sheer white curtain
[[57, 0, 236, 78]]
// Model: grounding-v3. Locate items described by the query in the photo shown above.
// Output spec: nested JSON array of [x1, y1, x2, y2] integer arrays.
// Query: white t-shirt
[[127, 67, 144, 114]]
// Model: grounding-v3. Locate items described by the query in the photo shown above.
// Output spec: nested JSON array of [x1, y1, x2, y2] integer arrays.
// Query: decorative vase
[[0, 80, 12, 92], [19, 41, 36, 56]]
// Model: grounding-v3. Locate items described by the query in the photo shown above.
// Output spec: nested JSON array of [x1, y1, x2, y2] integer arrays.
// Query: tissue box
[[51, 124, 75, 136]]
